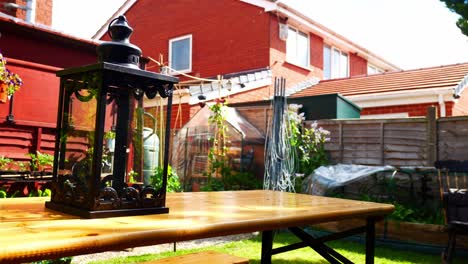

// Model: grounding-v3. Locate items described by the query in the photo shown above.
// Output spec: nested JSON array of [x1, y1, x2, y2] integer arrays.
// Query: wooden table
[[0, 190, 394, 264]]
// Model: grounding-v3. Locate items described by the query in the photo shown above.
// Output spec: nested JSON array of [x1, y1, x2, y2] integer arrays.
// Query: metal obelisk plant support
[[264, 77, 297, 192]]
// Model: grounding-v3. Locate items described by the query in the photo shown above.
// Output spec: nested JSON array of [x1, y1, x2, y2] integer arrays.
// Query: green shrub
[[288, 105, 330, 177], [150, 165, 181, 192], [27, 151, 54, 171], [0, 156, 12, 170], [28, 188, 52, 198]]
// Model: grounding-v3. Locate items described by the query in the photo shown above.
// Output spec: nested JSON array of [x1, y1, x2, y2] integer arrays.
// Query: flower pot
[[107, 138, 115, 152], [0, 83, 8, 103]]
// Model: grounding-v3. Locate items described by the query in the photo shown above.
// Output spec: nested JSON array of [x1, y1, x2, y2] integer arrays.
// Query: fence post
[[426, 106, 437, 166], [380, 122, 385, 165], [35, 127, 42, 153], [339, 123, 344, 163]]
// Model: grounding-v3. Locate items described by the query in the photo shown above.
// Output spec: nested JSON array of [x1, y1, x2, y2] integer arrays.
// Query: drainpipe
[[438, 94, 446, 117], [25, 0, 36, 23]]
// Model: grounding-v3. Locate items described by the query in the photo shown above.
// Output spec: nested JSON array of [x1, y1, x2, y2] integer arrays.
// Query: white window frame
[[323, 44, 349, 80], [367, 64, 384, 75], [285, 26, 310, 69], [169, 34, 192, 74]]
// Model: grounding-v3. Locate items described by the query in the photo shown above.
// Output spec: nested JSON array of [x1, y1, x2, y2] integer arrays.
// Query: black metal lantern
[[45, 16, 178, 218]]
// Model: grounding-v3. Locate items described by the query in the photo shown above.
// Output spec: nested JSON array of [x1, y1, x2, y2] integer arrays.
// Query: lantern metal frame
[[45, 16, 178, 218]]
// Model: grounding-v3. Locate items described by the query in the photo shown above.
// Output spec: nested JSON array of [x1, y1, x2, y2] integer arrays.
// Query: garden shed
[[289, 93, 361, 120], [171, 105, 264, 191]]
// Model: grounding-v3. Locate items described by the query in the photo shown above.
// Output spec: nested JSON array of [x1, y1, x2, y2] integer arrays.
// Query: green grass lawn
[[89, 231, 468, 264]]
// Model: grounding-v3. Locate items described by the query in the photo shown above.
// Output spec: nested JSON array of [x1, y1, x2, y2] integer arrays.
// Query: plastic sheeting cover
[[303, 163, 395, 195]]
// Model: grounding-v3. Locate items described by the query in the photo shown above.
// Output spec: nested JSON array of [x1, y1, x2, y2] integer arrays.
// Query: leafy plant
[[128, 170, 138, 183], [289, 105, 330, 177], [151, 165, 181, 192], [27, 151, 54, 171], [104, 130, 116, 140], [222, 171, 262, 190], [1, 190, 19, 198], [0, 156, 12, 170], [204, 100, 230, 190], [16, 161, 27, 171], [28, 188, 52, 198]]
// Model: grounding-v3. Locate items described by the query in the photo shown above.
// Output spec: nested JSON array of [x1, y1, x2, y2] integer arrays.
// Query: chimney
[[1, 0, 52, 26]]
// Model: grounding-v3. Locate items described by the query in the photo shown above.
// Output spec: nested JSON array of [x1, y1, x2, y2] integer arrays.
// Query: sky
[[52, 0, 468, 70]]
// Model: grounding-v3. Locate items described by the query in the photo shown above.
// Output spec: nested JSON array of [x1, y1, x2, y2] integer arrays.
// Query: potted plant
[[0, 52, 23, 102], [104, 130, 116, 152]]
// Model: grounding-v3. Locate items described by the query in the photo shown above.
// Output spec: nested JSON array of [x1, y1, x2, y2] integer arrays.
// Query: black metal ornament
[[45, 16, 178, 218]]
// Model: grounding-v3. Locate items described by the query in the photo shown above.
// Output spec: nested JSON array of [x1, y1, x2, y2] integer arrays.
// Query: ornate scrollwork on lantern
[[157, 84, 173, 98]]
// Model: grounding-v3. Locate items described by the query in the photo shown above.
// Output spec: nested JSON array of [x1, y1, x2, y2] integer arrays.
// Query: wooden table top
[[0, 190, 394, 263]]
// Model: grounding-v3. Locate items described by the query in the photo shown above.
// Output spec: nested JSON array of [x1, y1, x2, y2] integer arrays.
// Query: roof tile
[[290, 63, 468, 98]]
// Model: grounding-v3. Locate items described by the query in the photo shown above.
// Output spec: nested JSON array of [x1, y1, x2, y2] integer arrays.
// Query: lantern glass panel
[[128, 102, 144, 185], [102, 92, 117, 176], [57, 89, 97, 180]]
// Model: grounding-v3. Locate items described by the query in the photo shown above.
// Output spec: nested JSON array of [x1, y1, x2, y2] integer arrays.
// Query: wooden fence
[[308, 107, 468, 167]]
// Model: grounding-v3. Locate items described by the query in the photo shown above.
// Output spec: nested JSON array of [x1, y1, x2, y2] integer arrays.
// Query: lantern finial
[[97, 15, 142, 68]]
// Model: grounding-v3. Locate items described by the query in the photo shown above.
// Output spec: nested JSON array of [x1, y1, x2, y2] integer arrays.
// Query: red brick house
[[94, 0, 399, 125]]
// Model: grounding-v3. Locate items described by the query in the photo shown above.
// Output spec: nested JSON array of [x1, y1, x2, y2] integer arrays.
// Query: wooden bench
[[141, 250, 249, 264]]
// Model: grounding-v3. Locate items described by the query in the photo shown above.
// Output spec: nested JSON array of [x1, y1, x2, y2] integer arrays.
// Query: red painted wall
[[120, 0, 270, 80], [361, 102, 455, 117], [0, 20, 96, 68], [0, 19, 98, 162], [4, 59, 60, 126], [349, 52, 367, 76], [0, 59, 59, 161]]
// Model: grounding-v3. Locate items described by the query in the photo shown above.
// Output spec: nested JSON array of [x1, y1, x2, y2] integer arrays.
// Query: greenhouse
[[171, 105, 264, 191]]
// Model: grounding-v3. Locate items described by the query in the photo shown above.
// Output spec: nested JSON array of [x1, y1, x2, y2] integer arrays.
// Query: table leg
[[365, 218, 376, 264], [261, 230, 274, 264]]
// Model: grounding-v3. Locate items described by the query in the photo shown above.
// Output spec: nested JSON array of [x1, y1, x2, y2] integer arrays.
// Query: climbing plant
[[204, 99, 230, 191]]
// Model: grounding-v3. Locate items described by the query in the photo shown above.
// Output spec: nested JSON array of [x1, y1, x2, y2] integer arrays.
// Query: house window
[[286, 27, 309, 68], [323, 45, 348, 79], [367, 64, 384, 75], [169, 34, 192, 73]]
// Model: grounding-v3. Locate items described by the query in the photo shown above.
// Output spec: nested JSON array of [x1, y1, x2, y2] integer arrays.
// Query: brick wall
[[145, 103, 191, 130], [310, 33, 324, 70], [349, 52, 367, 76], [361, 102, 455, 117], [123, 0, 270, 80], [453, 88, 468, 116], [35, 0, 52, 25], [0, 0, 52, 25], [237, 106, 270, 135], [0, 1, 25, 19], [268, 15, 323, 88]]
